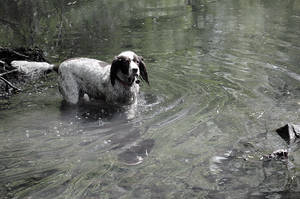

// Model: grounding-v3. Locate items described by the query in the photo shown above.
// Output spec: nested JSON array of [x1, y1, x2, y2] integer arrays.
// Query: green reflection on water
[[1, 0, 300, 198]]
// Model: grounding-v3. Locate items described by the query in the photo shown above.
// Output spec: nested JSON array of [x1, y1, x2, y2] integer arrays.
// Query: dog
[[57, 51, 149, 106]]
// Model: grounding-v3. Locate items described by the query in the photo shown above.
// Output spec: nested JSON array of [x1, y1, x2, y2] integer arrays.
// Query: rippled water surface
[[1, 0, 300, 198]]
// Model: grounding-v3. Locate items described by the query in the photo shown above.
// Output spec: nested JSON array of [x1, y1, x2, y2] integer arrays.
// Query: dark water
[[1, 0, 300, 198]]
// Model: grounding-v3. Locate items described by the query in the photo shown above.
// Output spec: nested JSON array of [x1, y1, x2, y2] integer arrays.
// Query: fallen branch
[[0, 69, 18, 77], [0, 76, 21, 91]]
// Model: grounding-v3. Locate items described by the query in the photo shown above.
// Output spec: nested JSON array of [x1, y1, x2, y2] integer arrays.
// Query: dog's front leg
[[125, 99, 138, 120]]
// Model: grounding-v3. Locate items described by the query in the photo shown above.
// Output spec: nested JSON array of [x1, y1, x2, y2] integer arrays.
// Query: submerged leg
[[58, 73, 80, 104]]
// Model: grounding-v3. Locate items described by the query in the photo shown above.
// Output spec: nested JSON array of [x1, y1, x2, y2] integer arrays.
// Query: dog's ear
[[138, 56, 149, 85], [110, 56, 119, 86]]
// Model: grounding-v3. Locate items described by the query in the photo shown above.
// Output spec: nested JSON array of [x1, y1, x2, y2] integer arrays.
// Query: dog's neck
[[115, 75, 133, 87], [110, 76, 138, 104]]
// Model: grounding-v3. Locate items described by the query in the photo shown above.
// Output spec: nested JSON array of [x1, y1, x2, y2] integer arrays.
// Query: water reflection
[[1, 0, 300, 198]]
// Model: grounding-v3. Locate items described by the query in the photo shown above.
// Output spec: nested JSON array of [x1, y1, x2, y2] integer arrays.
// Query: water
[[1, 0, 300, 198]]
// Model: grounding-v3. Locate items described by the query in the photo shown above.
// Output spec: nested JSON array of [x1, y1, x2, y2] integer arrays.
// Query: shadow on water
[[0, 85, 157, 198], [59, 100, 125, 123], [1, 0, 300, 198], [58, 95, 158, 159]]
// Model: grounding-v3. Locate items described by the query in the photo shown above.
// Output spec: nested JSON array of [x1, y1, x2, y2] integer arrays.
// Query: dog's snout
[[132, 68, 138, 74]]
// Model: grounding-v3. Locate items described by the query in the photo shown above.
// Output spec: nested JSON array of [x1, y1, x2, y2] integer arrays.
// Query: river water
[[1, 0, 300, 198]]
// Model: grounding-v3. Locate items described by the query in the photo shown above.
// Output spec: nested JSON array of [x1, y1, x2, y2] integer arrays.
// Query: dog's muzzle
[[128, 74, 139, 86]]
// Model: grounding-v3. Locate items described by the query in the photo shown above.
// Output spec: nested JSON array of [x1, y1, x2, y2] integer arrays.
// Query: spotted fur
[[58, 51, 149, 105]]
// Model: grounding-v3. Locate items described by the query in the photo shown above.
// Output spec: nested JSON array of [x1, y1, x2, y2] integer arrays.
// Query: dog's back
[[58, 58, 111, 104]]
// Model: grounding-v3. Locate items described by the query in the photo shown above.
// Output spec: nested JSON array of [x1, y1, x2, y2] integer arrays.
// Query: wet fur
[[57, 51, 149, 105]]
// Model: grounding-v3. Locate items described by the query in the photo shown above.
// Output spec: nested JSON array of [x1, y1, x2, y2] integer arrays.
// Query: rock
[[276, 123, 300, 144], [261, 124, 300, 161], [118, 139, 155, 165]]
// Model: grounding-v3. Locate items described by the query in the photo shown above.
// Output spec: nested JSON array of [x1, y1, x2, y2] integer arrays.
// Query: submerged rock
[[276, 123, 300, 144], [261, 123, 300, 161], [118, 139, 155, 165]]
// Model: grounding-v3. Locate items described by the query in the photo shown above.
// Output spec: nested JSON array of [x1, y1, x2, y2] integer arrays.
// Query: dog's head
[[110, 51, 149, 87]]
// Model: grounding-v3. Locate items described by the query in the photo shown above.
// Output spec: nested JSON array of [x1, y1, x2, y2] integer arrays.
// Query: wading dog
[[57, 51, 149, 109]]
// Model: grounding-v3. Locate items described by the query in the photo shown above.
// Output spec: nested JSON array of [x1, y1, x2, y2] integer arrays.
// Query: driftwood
[[0, 46, 48, 97]]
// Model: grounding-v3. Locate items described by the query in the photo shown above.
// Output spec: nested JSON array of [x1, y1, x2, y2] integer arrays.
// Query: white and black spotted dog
[[57, 51, 149, 106]]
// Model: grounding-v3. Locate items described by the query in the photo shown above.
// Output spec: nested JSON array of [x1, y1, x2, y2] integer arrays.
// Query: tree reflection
[[0, 0, 299, 63]]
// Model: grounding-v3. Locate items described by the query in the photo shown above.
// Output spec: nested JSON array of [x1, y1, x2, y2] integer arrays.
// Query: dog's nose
[[132, 68, 138, 74]]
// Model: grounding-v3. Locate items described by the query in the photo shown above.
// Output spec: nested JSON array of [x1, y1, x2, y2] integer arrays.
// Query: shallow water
[[1, 0, 300, 198]]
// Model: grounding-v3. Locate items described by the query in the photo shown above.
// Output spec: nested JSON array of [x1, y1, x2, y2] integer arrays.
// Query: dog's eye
[[122, 59, 129, 64], [118, 57, 129, 64]]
